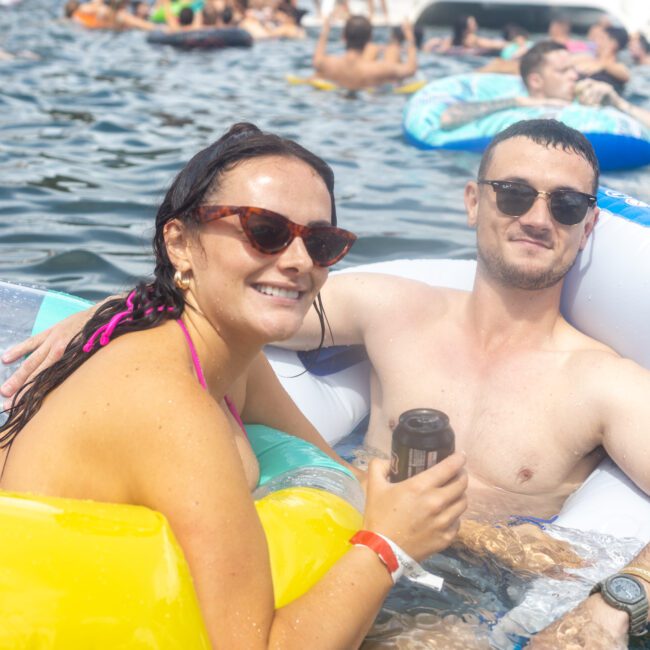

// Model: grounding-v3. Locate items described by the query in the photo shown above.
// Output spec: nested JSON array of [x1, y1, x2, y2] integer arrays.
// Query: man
[[287, 118, 650, 519], [312, 15, 417, 91], [440, 40, 650, 131], [290, 118, 650, 643]]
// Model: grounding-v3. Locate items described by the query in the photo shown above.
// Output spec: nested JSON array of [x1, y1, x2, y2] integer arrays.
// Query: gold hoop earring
[[174, 270, 191, 291]]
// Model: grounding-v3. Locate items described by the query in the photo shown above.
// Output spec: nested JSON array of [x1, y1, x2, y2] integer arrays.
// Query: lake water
[[2, 1, 650, 301], [2, 2, 650, 647]]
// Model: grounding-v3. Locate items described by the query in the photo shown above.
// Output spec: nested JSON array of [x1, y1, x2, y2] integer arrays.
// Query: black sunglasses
[[196, 205, 357, 267], [478, 180, 597, 226]]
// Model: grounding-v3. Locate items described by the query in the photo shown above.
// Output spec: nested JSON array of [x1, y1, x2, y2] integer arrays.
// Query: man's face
[[536, 50, 578, 101], [465, 137, 598, 290]]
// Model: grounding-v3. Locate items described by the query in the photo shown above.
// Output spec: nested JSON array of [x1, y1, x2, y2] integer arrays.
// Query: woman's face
[[176, 155, 333, 345]]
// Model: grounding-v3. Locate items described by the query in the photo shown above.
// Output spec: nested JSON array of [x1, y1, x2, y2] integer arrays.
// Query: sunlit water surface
[[2, 2, 650, 647]]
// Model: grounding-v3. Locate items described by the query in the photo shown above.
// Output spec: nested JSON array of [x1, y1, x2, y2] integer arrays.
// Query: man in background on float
[[311, 14, 418, 91], [440, 40, 650, 131]]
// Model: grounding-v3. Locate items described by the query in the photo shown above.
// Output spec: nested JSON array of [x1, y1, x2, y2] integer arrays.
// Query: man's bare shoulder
[[332, 272, 465, 306], [560, 323, 649, 387], [328, 272, 466, 339]]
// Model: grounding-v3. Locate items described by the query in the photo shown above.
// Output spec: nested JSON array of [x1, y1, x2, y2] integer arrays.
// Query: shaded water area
[[2, 1, 650, 647]]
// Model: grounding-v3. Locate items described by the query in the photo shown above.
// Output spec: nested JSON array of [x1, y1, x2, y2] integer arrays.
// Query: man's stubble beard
[[476, 238, 578, 290]]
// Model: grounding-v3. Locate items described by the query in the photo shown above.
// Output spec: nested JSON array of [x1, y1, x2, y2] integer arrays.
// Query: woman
[[424, 15, 505, 55], [574, 25, 630, 94], [0, 123, 467, 648], [72, 0, 155, 30]]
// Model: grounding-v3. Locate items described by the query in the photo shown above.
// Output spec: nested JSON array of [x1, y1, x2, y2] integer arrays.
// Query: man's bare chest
[[366, 336, 602, 495]]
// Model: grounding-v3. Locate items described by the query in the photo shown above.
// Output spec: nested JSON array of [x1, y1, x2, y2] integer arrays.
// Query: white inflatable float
[[266, 185, 650, 543]]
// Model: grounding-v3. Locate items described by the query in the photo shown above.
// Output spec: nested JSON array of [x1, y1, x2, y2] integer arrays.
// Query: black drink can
[[389, 409, 455, 482]]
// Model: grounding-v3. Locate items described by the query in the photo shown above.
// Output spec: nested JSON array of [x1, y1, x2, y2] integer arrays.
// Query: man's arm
[[312, 15, 332, 74], [590, 354, 650, 496], [281, 273, 425, 351], [576, 78, 650, 129], [531, 543, 650, 648], [439, 95, 569, 131], [388, 21, 417, 80]]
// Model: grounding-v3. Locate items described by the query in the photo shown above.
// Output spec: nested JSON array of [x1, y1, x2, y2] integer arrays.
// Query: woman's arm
[[240, 352, 355, 471], [126, 367, 467, 649]]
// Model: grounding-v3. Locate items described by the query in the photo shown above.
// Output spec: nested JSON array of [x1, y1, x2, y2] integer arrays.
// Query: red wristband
[[350, 530, 399, 575]]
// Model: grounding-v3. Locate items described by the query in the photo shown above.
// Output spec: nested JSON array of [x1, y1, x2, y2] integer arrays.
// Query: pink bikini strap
[[175, 320, 247, 437], [224, 394, 246, 434], [175, 319, 207, 390]]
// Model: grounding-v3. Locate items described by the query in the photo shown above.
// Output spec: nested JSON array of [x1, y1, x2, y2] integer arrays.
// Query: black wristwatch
[[590, 573, 649, 636]]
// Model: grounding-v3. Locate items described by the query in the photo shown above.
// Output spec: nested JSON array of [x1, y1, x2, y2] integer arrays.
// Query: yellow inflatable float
[[286, 73, 426, 95], [1, 479, 361, 648]]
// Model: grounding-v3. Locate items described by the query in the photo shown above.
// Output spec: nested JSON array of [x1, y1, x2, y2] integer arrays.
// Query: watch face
[[609, 576, 644, 604]]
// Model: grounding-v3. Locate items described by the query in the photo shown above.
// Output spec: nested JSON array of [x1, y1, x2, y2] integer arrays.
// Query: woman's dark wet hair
[[451, 15, 471, 47], [0, 123, 338, 447]]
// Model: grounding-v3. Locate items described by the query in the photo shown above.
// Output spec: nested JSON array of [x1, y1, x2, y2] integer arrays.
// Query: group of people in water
[[3, 2, 650, 648], [309, 10, 650, 108], [65, 0, 307, 38]]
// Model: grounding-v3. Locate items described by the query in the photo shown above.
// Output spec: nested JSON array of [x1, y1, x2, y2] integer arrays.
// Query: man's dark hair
[[201, 5, 219, 25], [478, 119, 600, 193], [519, 40, 567, 88], [343, 15, 372, 51], [502, 22, 528, 41], [604, 26, 629, 52], [178, 6, 194, 25], [64, 0, 80, 17]]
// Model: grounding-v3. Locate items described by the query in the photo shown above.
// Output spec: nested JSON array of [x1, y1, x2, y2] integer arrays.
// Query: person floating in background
[[161, 0, 201, 31], [477, 22, 531, 74], [362, 23, 424, 65], [547, 14, 593, 53], [423, 14, 506, 54], [312, 0, 388, 23], [70, 0, 156, 30], [440, 40, 650, 131], [499, 22, 532, 60], [312, 15, 418, 91], [630, 31, 650, 65], [238, 0, 304, 39], [573, 25, 630, 94]]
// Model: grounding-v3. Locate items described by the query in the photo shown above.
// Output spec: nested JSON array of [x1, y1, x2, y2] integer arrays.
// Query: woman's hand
[[1, 307, 94, 406], [362, 452, 468, 561]]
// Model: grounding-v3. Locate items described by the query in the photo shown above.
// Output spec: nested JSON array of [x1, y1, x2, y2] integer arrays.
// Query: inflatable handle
[[248, 424, 355, 484]]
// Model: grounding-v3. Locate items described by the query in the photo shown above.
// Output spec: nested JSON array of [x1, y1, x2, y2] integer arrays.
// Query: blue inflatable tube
[[402, 73, 650, 171]]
